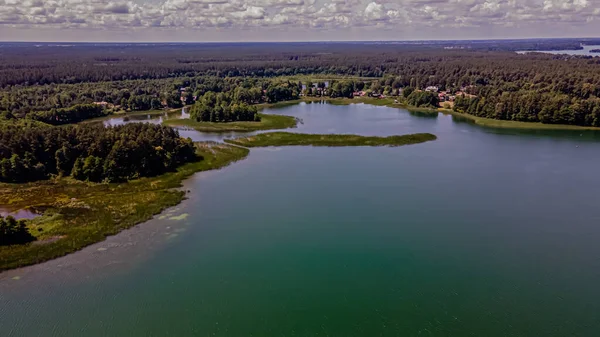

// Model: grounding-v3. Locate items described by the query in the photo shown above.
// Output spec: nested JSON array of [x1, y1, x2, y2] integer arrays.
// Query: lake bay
[[2, 102, 600, 337]]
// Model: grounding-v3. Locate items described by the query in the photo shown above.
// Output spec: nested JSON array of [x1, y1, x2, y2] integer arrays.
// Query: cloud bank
[[0, 0, 599, 40]]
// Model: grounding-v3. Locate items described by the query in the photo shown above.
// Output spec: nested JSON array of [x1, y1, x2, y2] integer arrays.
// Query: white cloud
[[1, 0, 600, 35], [364, 2, 385, 20]]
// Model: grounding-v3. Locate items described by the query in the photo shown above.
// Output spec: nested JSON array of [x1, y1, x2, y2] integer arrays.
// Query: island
[[590, 49, 600, 53], [224, 132, 437, 148], [164, 113, 297, 132]]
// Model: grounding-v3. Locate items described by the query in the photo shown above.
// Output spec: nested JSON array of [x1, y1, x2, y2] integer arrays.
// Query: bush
[[0, 216, 35, 246]]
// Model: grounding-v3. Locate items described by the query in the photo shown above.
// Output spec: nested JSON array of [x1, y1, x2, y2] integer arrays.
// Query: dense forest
[[190, 92, 259, 122], [4, 41, 600, 126], [0, 77, 302, 121], [405, 90, 440, 108], [0, 216, 35, 246], [452, 87, 600, 126], [0, 124, 197, 183], [28, 104, 108, 125], [2, 40, 600, 87]]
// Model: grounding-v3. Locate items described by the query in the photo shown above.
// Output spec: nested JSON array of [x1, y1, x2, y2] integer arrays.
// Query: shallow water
[[2, 102, 600, 336]]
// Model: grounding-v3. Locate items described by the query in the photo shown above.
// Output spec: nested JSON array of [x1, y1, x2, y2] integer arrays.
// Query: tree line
[[3, 41, 600, 87], [453, 89, 600, 126], [28, 104, 108, 125], [0, 123, 197, 183]]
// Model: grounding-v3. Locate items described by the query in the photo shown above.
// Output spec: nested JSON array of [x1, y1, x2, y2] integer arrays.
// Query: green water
[[2, 102, 600, 336]]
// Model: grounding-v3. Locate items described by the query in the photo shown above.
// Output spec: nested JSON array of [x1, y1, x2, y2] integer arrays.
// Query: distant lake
[[3, 102, 600, 336], [517, 44, 600, 56]]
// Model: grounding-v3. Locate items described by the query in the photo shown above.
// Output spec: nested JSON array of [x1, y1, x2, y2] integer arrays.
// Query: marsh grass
[[0, 143, 249, 271], [224, 132, 437, 148]]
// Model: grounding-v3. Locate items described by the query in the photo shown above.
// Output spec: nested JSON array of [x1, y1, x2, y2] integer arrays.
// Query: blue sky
[[0, 0, 597, 42]]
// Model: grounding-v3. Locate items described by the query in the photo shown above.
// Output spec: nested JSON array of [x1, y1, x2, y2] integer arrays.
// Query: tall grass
[[224, 132, 437, 147]]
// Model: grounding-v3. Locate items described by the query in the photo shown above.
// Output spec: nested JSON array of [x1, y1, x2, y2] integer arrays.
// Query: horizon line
[[1, 37, 600, 44]]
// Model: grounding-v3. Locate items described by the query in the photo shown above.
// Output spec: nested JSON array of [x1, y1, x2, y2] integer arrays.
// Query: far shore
[[281, 96, 600, 132], [81, 96, 600, 133]]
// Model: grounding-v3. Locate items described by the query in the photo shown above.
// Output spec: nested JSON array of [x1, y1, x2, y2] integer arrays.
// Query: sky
[[0, 0, 598, 42]]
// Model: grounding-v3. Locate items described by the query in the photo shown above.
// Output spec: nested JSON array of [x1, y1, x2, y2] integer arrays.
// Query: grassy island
[[0, 143, 248, 271], [163, 113, 297, 132], [224, 132, 437, 147]]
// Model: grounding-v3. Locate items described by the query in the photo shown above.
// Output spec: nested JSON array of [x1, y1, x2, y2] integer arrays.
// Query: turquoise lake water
[[2, 102, 600, 336]]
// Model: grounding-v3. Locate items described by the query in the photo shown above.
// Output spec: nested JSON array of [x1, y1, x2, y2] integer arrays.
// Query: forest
[[187, 80, 301, 122], [4, 40, 600, 127], [0, 215, 35, 246], [0, 123, 197, 183], [28, 104, 109, 125], [190, 92, 259, 122]]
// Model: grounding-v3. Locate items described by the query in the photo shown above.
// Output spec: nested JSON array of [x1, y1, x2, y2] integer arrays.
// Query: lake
[[2, 102, 600, 337], [517, 44, 600, 56]]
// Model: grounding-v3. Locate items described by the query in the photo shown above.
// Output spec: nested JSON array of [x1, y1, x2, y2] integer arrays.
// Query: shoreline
[[287, 96, 600, 132], [438, 109, 600, 131], [85, 95, 600, 133], [0, 143, 250, 272]]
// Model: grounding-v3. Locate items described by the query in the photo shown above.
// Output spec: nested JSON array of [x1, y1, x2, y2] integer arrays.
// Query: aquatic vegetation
[[168, 213, 189, 221], [224, 132, 437, 148]]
